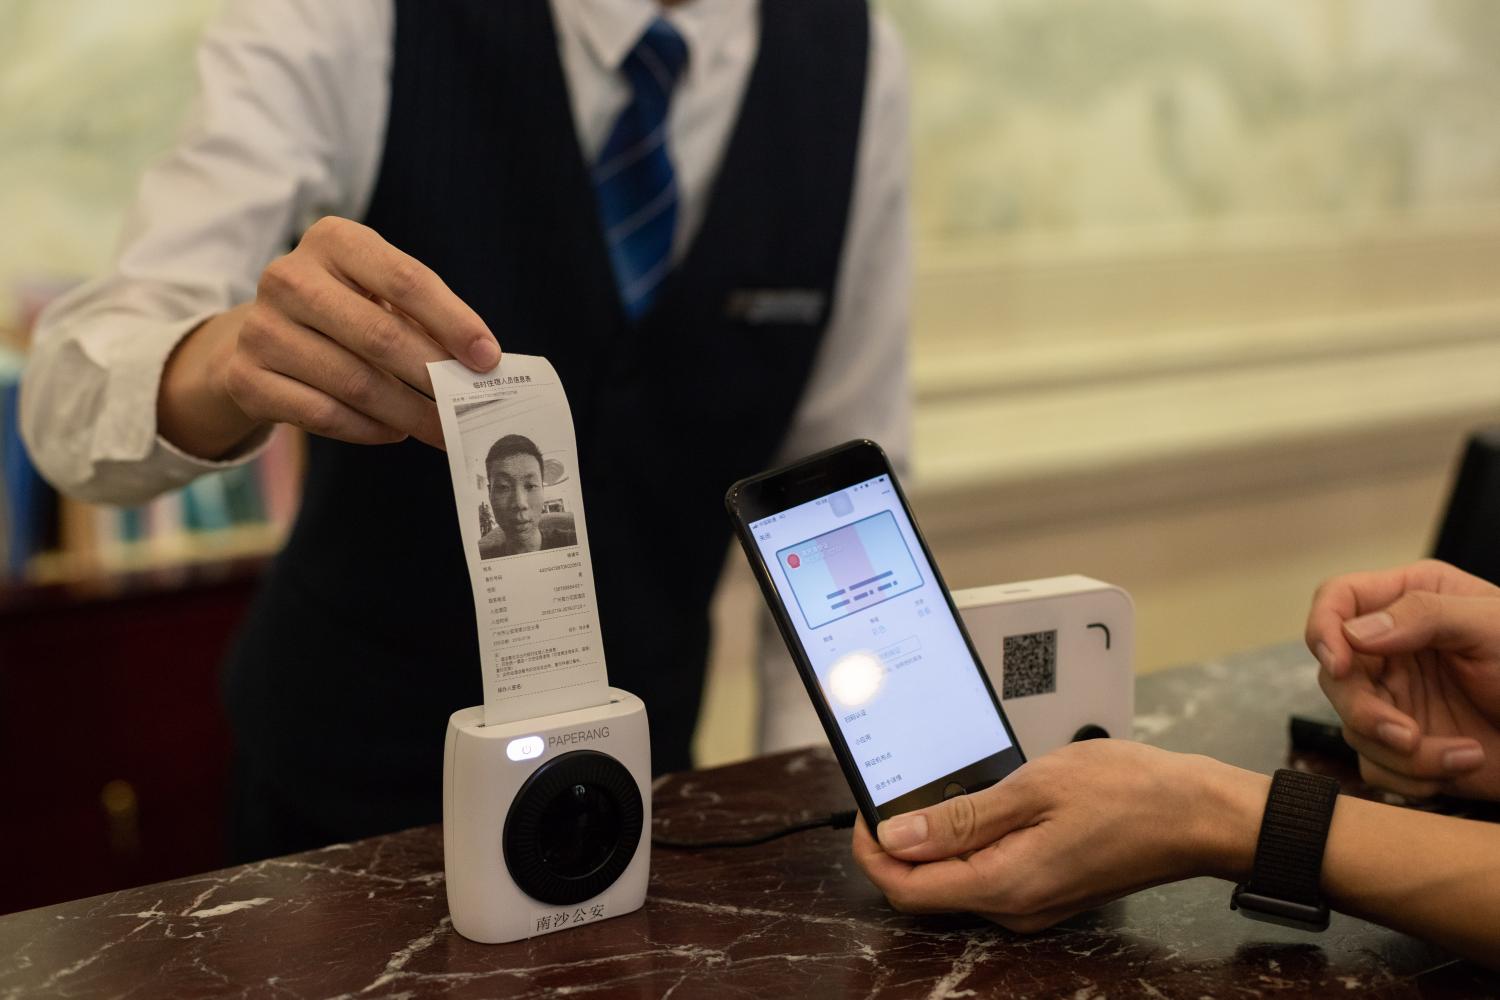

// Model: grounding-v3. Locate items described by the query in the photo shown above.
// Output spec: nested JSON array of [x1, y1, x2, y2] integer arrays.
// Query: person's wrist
[[1183, 755, 1270, 882], [158, 304, 263, 459]]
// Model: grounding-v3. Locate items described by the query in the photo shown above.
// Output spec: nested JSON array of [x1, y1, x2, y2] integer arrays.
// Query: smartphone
[[725, 439, 1025, 832]]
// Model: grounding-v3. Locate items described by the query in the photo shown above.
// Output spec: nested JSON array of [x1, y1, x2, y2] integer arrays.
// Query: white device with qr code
[[955, 576, 1134, 756]]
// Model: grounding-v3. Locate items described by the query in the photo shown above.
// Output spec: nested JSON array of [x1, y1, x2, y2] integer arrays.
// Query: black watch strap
[[1231, 768, 1340, 931]]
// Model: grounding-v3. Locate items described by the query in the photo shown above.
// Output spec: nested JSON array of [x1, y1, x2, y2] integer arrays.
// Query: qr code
[[1003, 629, 1057, 699]]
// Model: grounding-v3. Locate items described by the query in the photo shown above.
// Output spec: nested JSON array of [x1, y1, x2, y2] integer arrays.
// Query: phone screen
[[747, 473, 1015, 805]]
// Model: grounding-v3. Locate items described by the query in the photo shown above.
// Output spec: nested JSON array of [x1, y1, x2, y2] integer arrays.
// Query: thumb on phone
[[876, 776, 1040, 863]]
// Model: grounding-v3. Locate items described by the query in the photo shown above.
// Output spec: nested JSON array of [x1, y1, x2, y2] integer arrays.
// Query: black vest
[[224, 0, 870, 839]]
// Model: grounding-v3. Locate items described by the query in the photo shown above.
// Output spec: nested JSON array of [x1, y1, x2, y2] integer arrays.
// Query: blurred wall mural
[[884, 0, 1500, 245], [1, 2, 220, 326], [4, 0, 1500, 326]]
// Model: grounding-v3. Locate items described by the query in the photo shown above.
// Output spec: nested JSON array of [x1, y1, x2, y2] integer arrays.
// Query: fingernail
[[1314, 642, 1335, 673], [1343, 611, 1394, 641], [1377, 722, 1414, 751], [470, 337, 500, 370], [878, 813, 928, 852], [1443, 746, 1485, 771]]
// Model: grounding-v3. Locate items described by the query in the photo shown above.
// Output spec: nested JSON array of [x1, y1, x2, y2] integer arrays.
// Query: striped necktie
[[592, 17, 689, 322]]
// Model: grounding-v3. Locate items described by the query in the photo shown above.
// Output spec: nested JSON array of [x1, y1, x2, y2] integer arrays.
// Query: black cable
[[651, 808, 857, 850]]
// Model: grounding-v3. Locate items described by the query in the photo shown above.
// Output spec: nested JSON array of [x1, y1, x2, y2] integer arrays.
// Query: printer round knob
[[503, 749, 644, 906]]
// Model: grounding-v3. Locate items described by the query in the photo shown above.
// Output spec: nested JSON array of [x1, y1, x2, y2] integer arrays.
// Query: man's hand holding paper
[[158, 216, 500, 460]]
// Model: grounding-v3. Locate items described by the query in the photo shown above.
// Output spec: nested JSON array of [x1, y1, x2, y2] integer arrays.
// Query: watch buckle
[[1231, 887, 1330, 931]]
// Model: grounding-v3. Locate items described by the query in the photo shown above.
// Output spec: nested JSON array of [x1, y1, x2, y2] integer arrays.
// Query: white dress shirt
[[21, 0, 910, 751]]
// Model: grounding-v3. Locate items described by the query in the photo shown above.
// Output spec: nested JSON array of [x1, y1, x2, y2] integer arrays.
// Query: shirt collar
[[561, 0, 754, 77]]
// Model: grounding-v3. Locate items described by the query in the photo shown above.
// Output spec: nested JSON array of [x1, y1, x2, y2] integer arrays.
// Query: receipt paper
[[429, 355, 609, 726]]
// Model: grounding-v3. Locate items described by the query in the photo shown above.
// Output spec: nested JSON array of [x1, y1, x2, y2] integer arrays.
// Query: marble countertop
[[2, 642, 1496, 998]]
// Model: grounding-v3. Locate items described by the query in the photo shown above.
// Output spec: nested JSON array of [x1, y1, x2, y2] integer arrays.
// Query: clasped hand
[[1306, 559, 1500, 800]]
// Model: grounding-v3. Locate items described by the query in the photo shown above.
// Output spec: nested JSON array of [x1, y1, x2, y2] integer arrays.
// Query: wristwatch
[[1230, 768, 1340, 931]]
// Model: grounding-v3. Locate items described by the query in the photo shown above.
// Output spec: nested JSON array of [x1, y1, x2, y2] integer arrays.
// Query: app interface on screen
[[750, 475, 1012, 804]]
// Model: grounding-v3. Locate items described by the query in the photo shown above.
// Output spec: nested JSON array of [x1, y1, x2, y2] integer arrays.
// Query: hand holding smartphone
[[726, 440, 1025, 833]]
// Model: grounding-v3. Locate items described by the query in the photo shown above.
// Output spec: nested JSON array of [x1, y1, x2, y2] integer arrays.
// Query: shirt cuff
[[86, 308, 216, 466], [154, 422, 275, 475], [84, 308, 272, 496]]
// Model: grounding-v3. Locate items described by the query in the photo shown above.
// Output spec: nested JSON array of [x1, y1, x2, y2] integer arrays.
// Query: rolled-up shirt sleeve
[[20, 0, 390, 505]]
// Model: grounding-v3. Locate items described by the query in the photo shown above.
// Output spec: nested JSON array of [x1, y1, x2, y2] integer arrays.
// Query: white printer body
[[443, 691, 651, 944]]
